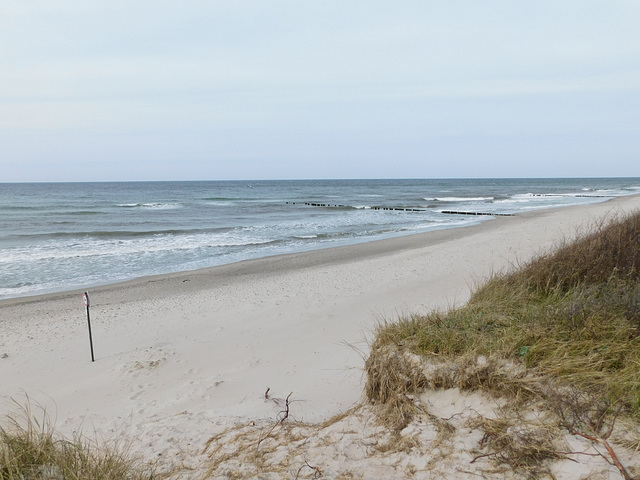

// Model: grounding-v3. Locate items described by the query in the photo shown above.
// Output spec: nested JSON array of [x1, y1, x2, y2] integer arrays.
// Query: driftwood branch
[[568, 429, 634, 480], [553, 393, 633, 480]]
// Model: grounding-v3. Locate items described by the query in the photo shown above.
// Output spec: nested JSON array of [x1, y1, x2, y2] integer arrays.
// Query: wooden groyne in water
[[286, 202, 514, 216], [441, 210, 513, 217]]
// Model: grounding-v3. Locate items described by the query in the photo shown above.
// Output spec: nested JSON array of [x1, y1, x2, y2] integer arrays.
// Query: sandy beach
[[2, 194, 640, 479]]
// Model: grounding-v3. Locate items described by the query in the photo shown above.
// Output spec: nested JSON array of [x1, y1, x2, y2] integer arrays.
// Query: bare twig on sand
[[295, 460, 322, 479], [257, 392, 294, 449]]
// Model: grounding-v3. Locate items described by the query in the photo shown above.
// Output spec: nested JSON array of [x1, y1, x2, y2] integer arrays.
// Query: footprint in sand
[[119, 344, 174, 376], [129, 384, 151, 401]]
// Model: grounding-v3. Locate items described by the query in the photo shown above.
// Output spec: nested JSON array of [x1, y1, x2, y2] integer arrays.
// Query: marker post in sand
[[83, 292, 95, 362]]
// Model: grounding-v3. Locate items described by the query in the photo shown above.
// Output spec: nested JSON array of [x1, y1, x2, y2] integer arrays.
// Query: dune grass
[[0, 399, 155, 480], [367, 211, 640, 421]]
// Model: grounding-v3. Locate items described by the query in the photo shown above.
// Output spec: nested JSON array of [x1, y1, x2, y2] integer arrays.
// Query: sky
[[1, 1, 639, 182]]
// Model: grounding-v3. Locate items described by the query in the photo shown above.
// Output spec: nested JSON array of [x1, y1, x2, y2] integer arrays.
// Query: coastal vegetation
[[0, 398, 155, 480], [366, 211, 640, 476]]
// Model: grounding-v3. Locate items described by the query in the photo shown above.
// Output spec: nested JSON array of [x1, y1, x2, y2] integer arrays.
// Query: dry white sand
[[2, 195, 640, 479]]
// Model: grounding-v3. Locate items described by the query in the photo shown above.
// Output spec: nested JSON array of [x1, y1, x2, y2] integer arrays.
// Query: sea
[[1, 178, 639, 300]]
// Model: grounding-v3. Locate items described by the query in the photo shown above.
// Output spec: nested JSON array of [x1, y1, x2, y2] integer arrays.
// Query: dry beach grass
[[0, 398, 155, 479]]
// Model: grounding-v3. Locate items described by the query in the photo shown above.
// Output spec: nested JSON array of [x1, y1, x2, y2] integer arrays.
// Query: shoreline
[[2, 193, 637, 308], [0, 219, 492, 307], [2, 194, 640, 477]]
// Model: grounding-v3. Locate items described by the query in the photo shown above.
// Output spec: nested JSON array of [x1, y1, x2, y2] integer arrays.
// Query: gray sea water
[[1, 178, 639, 300]]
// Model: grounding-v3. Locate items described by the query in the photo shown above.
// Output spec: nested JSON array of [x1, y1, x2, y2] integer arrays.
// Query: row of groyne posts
[[285, 201, 513, 217]]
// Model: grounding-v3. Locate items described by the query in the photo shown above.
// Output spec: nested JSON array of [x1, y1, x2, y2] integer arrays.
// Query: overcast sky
[[1, 1, 639, 182]]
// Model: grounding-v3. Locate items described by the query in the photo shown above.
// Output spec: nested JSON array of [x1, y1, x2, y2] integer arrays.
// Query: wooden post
[[83, 292, 95, 362]]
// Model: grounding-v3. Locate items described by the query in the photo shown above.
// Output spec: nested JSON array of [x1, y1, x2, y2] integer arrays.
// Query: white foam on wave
[[117, 203, 182, 209], [494, 193, 537, 204], [426, 196, 494, 202], [403, 218, 478, 231], [0, 230, 276, 264]]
